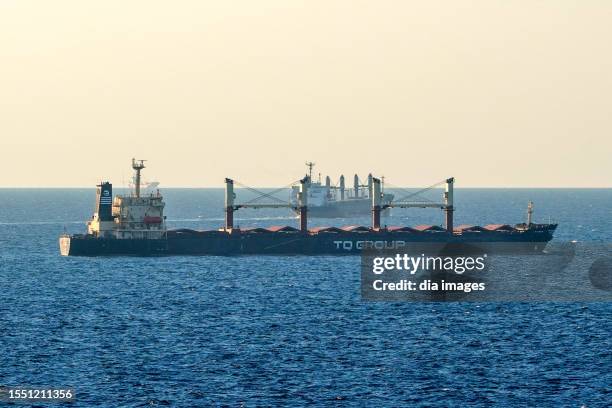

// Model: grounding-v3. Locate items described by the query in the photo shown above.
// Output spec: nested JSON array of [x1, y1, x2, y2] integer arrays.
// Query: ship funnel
[[354, 174, 359, 198], [96, 182, 113, 221], [368, 173, 373, 197], [339, 175, 345, 200], [325, 176, 331, 189]]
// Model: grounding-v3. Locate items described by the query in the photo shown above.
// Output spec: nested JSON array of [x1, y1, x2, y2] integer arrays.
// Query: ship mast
[[132, 158, 146, 198], [305, 161, 315, 181]]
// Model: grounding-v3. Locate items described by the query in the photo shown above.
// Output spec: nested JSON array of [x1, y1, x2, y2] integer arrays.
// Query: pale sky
[[1, 1, 610, 187]]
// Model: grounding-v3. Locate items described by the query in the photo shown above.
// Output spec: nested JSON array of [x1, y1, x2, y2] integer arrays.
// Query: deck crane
[[225, 177, 309, 232], [371, 177, 455, 232]]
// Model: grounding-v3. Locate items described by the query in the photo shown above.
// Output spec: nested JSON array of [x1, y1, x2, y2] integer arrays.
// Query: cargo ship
[[289, 162, 394, 218], [59, 160, 557, 256]]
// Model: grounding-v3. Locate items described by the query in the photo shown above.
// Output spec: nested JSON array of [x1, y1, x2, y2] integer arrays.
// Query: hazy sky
[[1, 1, 610, 187]]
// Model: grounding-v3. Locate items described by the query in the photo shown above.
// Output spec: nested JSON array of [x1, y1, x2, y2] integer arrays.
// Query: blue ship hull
[[60, 225, 556, 256]]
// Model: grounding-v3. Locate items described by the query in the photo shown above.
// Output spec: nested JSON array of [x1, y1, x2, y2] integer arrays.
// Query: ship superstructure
[[83, 159, 166, 241], [290, 162, 394, 217], [60, 160, 557, 256]]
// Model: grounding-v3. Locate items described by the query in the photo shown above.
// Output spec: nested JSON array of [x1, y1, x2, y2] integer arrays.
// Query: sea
[[0, 188, 610, 407]]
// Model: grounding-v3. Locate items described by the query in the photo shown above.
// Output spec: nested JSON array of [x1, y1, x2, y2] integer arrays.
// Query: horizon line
[[0, 185, 610, 190]]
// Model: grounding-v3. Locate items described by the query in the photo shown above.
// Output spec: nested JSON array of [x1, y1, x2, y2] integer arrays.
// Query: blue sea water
[[0, 188, 610, 407]]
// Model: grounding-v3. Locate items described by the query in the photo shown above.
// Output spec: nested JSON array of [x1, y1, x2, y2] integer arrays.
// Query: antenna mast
[[305, 161, 315, 180], [132, 158, 146, 198]]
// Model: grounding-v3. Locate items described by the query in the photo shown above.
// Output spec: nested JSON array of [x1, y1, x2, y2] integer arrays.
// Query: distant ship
[[60, 159, 557, 256], [290, 162, 394, 218]]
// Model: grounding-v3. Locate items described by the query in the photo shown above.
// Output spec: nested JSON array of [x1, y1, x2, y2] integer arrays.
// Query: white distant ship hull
[[294, 194, 394, 218]]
